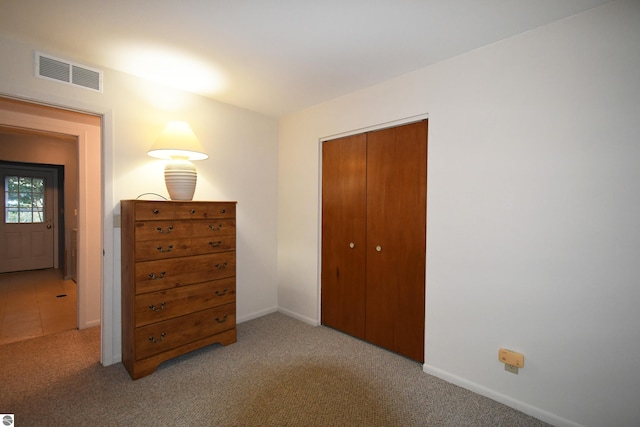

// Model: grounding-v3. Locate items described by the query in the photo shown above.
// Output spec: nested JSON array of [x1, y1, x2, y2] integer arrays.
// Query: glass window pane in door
[[4, 175, 46, 223]]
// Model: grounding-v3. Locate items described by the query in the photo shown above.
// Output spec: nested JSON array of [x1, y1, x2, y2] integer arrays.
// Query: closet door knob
[[375, 245, 382, 252], [349, 242, 355, 249]]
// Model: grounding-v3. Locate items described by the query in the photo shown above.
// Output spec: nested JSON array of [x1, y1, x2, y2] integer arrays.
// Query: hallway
[[0, 269, 76, 345]]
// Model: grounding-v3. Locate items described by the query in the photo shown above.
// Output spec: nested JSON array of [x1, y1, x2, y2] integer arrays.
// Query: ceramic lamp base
[[164, 159, 197, 200]]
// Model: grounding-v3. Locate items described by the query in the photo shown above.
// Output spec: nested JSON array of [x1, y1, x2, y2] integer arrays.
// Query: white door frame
[[0, 97, 114, 366]]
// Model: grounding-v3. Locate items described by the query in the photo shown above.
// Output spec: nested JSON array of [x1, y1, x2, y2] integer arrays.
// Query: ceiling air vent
[[35, 52, 103, 93]]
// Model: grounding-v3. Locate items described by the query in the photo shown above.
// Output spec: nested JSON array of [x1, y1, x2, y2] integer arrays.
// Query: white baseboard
[[422, 364, 583, 427], [276, 307, 318, 326], [236, 306, 278, 324], [108, 354, 122, 366], [82, 319, 101, 329]]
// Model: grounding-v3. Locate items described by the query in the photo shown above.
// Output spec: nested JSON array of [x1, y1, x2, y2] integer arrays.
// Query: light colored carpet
[[0, 312, 551, 426]]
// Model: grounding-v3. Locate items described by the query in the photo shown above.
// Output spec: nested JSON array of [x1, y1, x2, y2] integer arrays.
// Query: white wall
[[0, 34, 280, 364], [278, 1, 640, 426]]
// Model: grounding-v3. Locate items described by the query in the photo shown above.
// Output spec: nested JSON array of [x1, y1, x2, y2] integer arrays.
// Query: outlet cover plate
[[505, 364, 519, 374]]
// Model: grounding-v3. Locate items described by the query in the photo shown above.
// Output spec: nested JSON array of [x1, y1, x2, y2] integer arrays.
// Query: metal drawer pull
[[215, 315, 228, 323], [215, 289, 228, 296], [149, 332, 165, 343], [349, 242, 355, 249], [190, 209, 196, 214], [153, 209, 160, 215], [156, 245, 174, 253], [209, 241, 222, 248], [148, 271, 166, 280], [149, 302, 166, 311], [156, 225, 174, 234], [209, 224, 222, 231], [220, 209, 226, 213], [215, 262, 227, 270], [376, 245, 382, 252]]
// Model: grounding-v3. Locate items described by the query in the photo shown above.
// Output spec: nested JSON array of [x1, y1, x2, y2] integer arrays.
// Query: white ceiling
[[0, 0, 611, 118]]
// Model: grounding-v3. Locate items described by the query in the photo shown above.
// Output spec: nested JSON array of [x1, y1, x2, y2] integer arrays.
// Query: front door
[[0, 166, 56, 272]]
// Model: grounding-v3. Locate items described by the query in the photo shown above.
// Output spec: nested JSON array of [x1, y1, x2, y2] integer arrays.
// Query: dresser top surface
[[121, 200, 237, 203]]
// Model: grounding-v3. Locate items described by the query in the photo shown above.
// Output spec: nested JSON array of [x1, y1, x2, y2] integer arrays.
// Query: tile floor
[[0, 269, 77, 345]]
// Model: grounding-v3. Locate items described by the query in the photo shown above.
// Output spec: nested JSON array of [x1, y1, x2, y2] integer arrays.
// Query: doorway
[[0, 97, 103, 349], [0, 131, 77, 344]]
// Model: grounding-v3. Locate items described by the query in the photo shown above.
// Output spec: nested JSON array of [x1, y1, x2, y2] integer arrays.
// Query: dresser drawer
[[135, 277, 236, 327], [134, 251, 236, 294], [134, 221, 192, 241], [173, 202, 235, 219], [192, 219, 236, 237], [135, 237, 191, 261], [135, 234, 236, 261], [204, 202, 236, 219], [191, 235, 236, 255], [135, 303, 235, 360], [134, 201, 175, 221]]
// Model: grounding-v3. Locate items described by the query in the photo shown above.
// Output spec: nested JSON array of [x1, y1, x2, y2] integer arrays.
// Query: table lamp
[[147, 121, 208, 200]]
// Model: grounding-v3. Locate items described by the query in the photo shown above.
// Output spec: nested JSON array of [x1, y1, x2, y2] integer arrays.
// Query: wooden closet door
[[321, 133, 367, 339], [365, 121, 427, 362]]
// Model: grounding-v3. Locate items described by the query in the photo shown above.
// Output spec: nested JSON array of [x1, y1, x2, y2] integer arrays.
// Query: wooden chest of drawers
[[120, 200, 237, 379]]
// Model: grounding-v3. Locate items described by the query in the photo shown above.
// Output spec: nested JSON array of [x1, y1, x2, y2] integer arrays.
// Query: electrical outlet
[[505, 364, 519, 374]]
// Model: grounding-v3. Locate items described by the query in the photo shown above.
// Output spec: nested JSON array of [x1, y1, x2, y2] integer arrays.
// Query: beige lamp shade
[[148, 121, 208, 200], [148, 121, 208, 160]]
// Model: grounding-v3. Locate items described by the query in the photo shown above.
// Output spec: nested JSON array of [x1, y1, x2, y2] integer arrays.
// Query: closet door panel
[[366, 121, 427, 362], [321, 134, 367, 339]]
